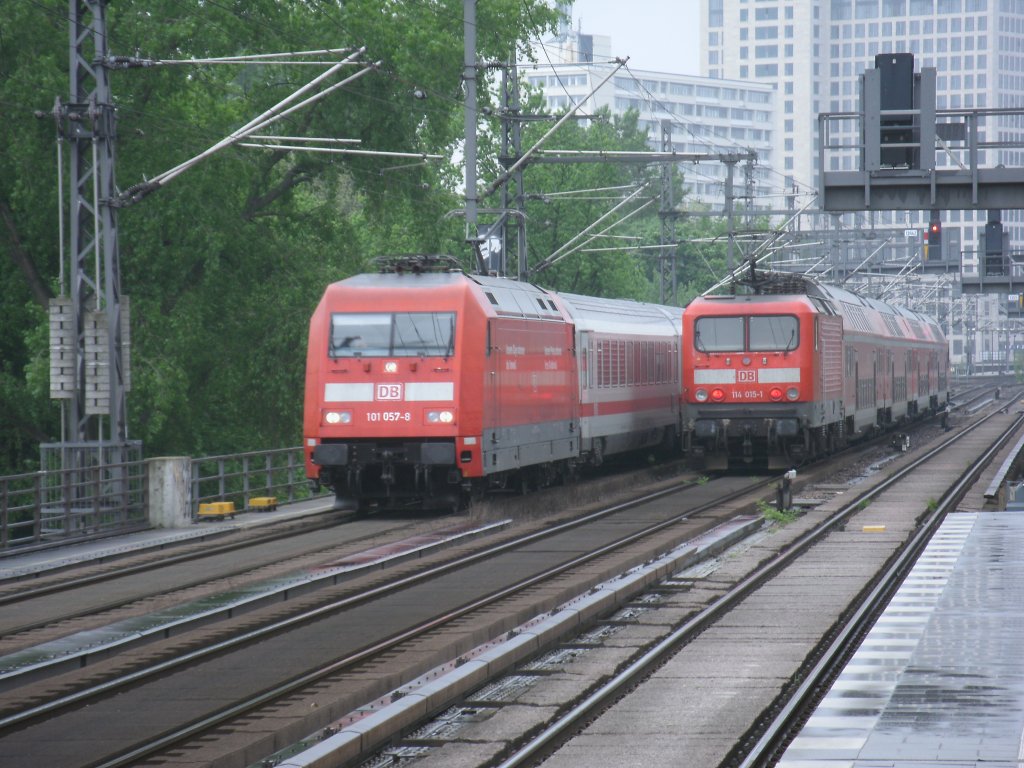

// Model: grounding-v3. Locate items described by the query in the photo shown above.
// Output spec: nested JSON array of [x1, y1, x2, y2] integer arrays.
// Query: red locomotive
[[304, 256, 682, 511], [682, 272, 949, 470]]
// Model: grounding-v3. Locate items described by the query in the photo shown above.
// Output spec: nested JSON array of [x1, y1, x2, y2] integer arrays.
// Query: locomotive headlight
[[769, 387, 783, 401], [786, 387, 800, 401], [384, 361, 399, 373], [323, 410, 352, 425], [426, 410, 455, 424], [711, 388, 726, 402], [695, 388, 709, 402]]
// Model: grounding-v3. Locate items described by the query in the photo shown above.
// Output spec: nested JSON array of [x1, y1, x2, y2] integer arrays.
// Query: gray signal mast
[[44, 2, 378, 479], [819, 53, 1024, 295]]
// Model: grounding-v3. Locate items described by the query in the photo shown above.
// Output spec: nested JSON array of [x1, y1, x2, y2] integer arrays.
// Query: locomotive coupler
[[379, 450, 396, 486]]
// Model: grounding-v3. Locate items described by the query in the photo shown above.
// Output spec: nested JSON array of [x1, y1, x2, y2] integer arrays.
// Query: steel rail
[[493, 407, 1021, 768], [0, 473, 770, 754], [734, 409, 1024, 768], [0, 504, 341, 612], [89, 476, 778, 768]]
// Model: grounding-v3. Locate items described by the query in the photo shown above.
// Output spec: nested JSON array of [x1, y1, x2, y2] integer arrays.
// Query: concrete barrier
[[146, 457, 192, 528]]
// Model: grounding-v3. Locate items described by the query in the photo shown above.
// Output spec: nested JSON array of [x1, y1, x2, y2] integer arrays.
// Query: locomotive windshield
[[749, 315, 798, 351], [693, 316, 743, 352], [329, 312, 455, 358], [694, 315, 798, 352]]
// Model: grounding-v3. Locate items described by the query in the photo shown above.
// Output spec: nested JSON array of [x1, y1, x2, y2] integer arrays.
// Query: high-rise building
[[528, 18, 782, 211], [702, 0, 1020, 254]]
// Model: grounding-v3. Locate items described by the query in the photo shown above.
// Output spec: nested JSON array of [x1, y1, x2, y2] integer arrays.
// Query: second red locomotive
[[682, 272, 949, 469]]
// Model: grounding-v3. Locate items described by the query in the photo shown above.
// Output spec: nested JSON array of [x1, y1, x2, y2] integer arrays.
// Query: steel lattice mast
[[51, 0, 129, 453]]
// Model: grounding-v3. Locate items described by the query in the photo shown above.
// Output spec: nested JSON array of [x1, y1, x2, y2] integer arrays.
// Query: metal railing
[[190, 446, 316, 514], [0, 456, 148, 553], [0, 445, 323, 554]]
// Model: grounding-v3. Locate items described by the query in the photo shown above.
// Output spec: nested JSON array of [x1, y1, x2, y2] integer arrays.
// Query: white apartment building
[[527, 22, 781, 210]]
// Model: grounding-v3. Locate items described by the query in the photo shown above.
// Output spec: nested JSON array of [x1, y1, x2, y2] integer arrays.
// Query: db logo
[[737, 370, 756, 383], [376, 383, 403, 401]]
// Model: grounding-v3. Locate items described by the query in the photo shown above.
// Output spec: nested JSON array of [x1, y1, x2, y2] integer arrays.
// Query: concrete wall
[[147, 457, 192, 528]]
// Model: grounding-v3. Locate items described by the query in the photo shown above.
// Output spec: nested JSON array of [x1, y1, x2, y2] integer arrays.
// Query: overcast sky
[[566, 0, 701, 76]]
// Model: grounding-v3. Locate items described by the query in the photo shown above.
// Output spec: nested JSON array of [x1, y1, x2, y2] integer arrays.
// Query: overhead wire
[[517, 10, 677, 267], [618, 61, 819, 203], [517, 18, 790, 245], [15, 0, 739, 273], [614, 62, 898, 275]]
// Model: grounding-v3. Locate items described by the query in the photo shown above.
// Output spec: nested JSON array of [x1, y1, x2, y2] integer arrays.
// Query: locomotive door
[[886, 349, 895, 421], [578, 330, 593, 441], [872, 350, 878, 409], [578, 331, 592, 399], [486, 319, 501, 453]]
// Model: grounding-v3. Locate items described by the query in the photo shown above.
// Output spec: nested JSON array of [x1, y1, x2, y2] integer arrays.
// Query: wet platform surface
[[778, 511, 1024, 767]]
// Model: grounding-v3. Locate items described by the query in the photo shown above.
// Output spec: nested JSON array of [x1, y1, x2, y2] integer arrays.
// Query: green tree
[[0, 0, 559, 472], [514, 107, 662, 300]]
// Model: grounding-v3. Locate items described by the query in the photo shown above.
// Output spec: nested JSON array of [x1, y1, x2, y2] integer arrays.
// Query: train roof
[[553, 290, 680, 330], [332, 258, 681, 330], [702, 270, 946, 343], [470, 274, 566, 321], [335, 271, 465, 290], [729, 270, 932, 319], [471, 275, 679, 330]]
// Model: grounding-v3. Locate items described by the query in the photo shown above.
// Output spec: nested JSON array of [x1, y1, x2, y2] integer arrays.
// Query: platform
[[778, 510, 1024, 767]]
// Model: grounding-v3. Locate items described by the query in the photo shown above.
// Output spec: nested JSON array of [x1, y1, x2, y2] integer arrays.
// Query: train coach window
[[749, 315, 799, 351], [694, 316, 744, 351], [330, 312, 455, 358]]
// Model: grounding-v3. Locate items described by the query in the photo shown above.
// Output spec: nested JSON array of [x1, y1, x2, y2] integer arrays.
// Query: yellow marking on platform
[[862, 524, 887, 533]]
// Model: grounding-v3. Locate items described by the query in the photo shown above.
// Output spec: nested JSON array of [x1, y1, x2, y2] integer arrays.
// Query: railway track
[[447, 402, 1023, 768], [0, 398, 1017, 768], [0, 466, 772, 767], [732, 405, 1024, 767], [0, 459, 698, 657], [0, 505, 456, 651], [485, 403, 1015, 768]]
